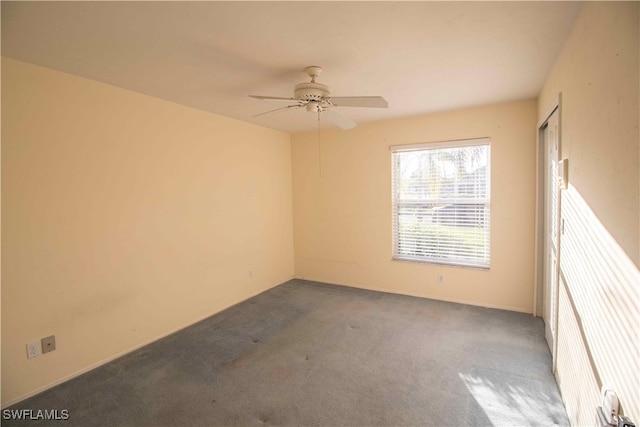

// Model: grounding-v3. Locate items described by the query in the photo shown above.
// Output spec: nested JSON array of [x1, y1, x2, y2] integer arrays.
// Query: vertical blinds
[[391, 138, 491, 268]]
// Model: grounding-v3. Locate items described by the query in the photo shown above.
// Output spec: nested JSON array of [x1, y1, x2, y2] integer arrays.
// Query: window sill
[[391, 257, 490, 270]]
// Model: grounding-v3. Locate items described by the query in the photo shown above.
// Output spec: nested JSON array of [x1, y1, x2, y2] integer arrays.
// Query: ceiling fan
[[249, 66, 388, 130]]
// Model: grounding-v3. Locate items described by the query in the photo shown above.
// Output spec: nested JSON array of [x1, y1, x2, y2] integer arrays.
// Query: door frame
[[534, 94, 562, 372]]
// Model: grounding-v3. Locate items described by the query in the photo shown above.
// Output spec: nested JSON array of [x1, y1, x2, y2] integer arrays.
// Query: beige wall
[[1, 58, 294, 405], [292, 99, 538, 313], [538, 2, 639, 425], [4, 5, 639, 422]]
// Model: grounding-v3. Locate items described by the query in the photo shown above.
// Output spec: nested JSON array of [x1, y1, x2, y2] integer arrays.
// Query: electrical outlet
[[438, 274, 445, 284], [41, 335, 56, 354], [26, 341, 41, 359]]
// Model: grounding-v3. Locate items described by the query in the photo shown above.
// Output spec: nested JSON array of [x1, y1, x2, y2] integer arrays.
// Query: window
[[391, 138, 490, 268]]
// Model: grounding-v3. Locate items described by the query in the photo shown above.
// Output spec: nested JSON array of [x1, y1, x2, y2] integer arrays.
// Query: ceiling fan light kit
[[250, 66, 388, 130]]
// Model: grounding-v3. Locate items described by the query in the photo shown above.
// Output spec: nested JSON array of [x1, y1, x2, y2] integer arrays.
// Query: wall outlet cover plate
[[26, 342, 41, 359], [41, 335, 56, 353]]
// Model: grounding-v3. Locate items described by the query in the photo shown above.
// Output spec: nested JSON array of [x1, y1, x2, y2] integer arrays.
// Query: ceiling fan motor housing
[[294, 81, 331, 102]]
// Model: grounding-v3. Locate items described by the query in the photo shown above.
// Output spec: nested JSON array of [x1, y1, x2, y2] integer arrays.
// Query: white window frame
[[390, 138, 491, 268]]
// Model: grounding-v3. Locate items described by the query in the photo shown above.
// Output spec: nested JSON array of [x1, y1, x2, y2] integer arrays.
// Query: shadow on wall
[[556, 280, 600, 426], [556, 184, 639, 423]]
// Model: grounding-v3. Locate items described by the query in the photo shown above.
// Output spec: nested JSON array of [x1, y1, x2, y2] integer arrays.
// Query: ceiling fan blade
[[323, 109, 357, 130], [253, 104, 303, 118], [329, 96, 389, 108], [249, 95, 297, 102]]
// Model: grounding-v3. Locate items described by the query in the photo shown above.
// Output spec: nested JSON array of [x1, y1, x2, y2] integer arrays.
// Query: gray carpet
[[3, 279, 569, 426]]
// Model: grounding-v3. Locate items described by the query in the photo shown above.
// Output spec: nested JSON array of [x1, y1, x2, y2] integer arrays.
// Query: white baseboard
[[293, 275, 533, 314], [4, 274, 530, 407], [2, 276, 295, 409]]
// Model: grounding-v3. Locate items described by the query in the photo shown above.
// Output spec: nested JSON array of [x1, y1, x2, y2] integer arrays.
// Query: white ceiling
[[2, 1, 580, 133]]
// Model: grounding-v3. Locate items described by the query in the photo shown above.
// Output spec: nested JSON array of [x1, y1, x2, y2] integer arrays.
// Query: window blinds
[[391, 138, 491, 268]]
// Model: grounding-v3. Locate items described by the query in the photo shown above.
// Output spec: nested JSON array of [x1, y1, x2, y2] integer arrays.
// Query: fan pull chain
[[317, 110, 323, 179]]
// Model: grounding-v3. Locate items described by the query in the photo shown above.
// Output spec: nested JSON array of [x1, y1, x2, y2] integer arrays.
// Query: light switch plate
[[559, 158, 569, 189]]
